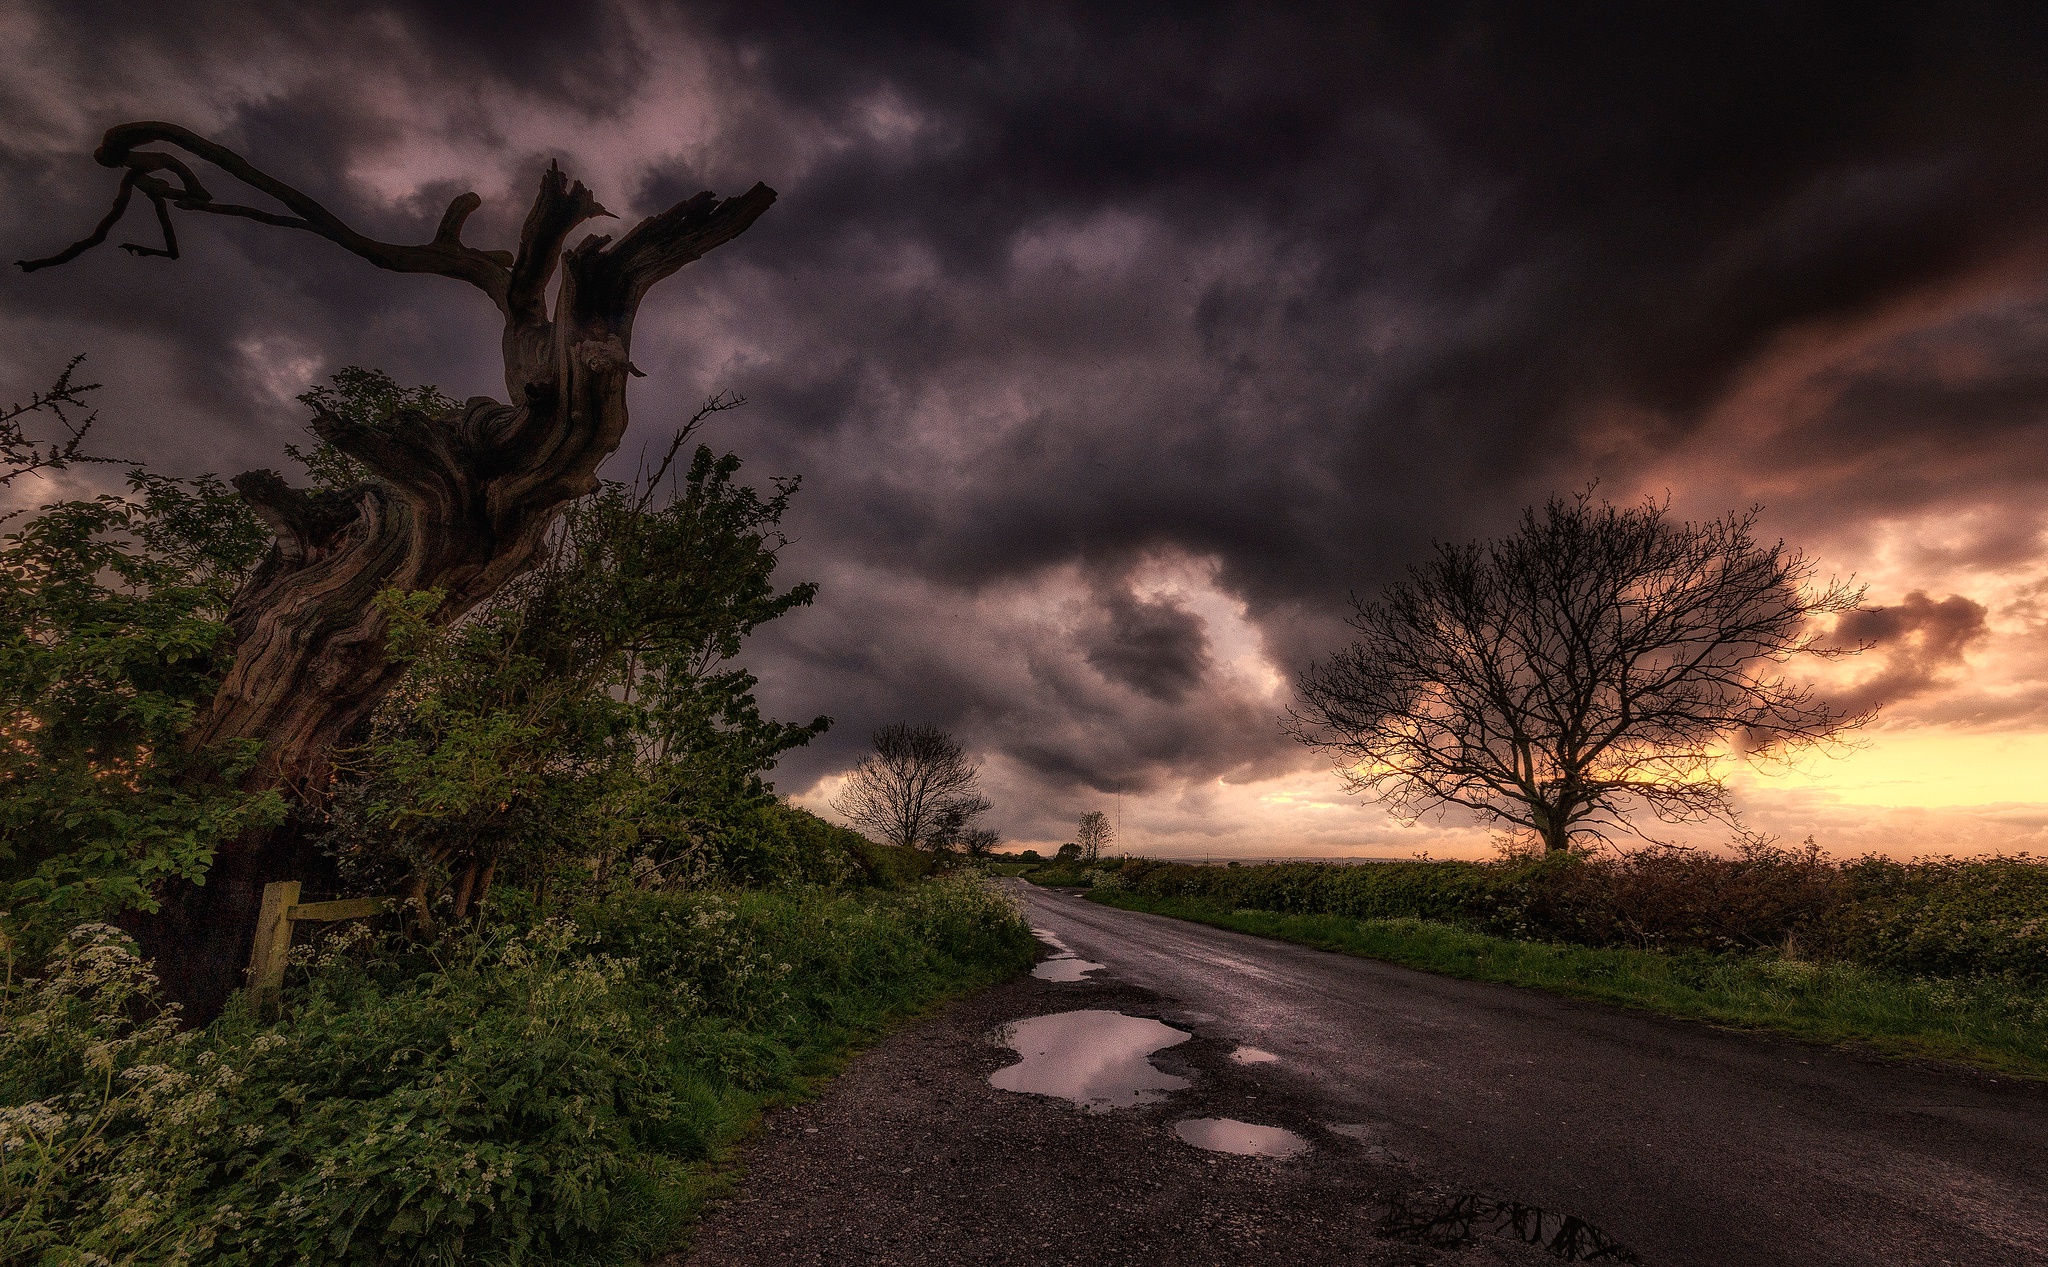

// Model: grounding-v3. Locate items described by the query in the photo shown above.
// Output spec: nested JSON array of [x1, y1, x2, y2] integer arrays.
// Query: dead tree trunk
[[20, 122, 774, 1015]]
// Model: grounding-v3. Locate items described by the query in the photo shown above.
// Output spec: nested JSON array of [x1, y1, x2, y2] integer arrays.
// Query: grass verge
[[1090, 889, 2048, 1079]]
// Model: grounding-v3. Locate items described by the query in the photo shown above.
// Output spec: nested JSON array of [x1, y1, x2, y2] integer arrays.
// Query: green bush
[[1838, 855, 2048, 982], [1, 878, 1033, 1265]]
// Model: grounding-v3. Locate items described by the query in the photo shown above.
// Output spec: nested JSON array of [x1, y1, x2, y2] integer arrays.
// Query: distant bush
[[1115, 847, 2048, 982], [1510, 839, 1846, 954], [1111, 856, 1508, 925]]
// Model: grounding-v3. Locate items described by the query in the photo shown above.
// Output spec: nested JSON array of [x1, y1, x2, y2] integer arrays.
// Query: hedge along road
[[1011, 882, 2047, 1267]]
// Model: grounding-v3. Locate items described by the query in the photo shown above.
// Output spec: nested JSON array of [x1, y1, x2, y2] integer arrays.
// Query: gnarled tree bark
[[20, 122, 775, 1015]]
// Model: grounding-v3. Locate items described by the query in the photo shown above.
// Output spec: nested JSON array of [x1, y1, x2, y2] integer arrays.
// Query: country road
[[680, 884, 2048, 1266]]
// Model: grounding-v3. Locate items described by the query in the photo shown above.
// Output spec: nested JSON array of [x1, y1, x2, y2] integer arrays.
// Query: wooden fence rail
[[246, 880, 394, 1013]]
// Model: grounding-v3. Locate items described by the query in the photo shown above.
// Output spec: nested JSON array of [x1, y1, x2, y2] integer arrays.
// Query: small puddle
[[989, 1010, 1191, 1111], [1030, 926, 1105, 982], [1035, 955, 1107, 981], [1381, 1193, 1641, 1263], [1173, 1117, 1310, 1158], [1228, 1045, 1277, 1064]]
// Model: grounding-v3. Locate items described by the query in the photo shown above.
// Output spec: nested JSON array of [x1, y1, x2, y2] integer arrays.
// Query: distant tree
[[1289, 493, 1870, 853], [1054, 843, 1081, 863], [1076, 810, 1115, 862], [1016, 849, 1043, 863], [956, 827, 1002, 859], [832, 724, 987, 851]]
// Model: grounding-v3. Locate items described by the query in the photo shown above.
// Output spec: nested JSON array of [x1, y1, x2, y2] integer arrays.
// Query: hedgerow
[[1085, 845, 2048, 982]]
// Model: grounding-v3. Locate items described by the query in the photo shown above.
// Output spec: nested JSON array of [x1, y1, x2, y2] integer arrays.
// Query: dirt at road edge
[[672, 966, 1569, 1266]]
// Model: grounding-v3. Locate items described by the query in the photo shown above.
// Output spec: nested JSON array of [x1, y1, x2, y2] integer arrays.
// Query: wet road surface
[[1018, 884, 2048, 1266]]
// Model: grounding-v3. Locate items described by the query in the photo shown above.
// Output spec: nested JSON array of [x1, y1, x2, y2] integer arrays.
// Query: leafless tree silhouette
[[1289, 493, 1869, 853], [1076, 810, 1114, 862], [0, 355, 124, 493], [833, 724, 987, 851]]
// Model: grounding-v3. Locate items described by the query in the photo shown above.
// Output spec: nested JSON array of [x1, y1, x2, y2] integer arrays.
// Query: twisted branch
[[17, 121, 515, 308]]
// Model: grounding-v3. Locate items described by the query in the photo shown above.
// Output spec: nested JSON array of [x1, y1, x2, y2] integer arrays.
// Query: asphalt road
[[1016, 884, 2048, 1267]]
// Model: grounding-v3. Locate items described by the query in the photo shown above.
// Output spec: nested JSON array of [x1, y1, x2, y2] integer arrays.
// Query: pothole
[[1034, 955, 1107, 981], [1380, 1193, 1641, 1262], [989, 1010, 1191, 1112], [1228, 1045, 1277, 1064], [1029, 926, 1107, 981], [1172, 1117, 1310, 1158]]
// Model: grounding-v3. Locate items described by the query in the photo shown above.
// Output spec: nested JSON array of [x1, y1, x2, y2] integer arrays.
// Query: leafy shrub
[[0, 925, 214, 1264], [0, 474, 282, 949], [0, 878, 1033, 1265], [1837, 855, 2048, 982], [1114, 857, 1506, 924], [838, 832, 942, 888]]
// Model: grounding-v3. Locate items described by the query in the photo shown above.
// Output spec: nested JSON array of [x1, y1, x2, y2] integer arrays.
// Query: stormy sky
[[6, 1, 2048, 856]]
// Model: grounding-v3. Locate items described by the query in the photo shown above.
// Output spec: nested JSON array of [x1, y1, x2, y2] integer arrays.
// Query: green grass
[[1091, 890, 2048, 1079]]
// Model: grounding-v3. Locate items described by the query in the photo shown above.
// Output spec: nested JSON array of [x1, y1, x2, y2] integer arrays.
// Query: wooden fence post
[[246, 880, 299, 1014], [245, 884, 397, 1016]]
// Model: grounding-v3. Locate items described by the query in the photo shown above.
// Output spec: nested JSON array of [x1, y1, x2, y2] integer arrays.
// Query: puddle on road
[[1173, 1117, 1310, 1158], [1228, 1045, 1277, 1064], [989, 1010, 1191, 1112], [1381, 1193, 1641, 1263], [1030, 926, 1105, 982], [1035, 955, 1107, 981]]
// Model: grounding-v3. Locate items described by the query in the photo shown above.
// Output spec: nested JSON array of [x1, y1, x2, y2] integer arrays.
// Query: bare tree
[[19, 122, 773, 1011], [1288, 493, 1870, 853], [956, 826, 1003, 859], [1076, 810, 1114, 862], [833, 724, 986, 851], [930, 793, 995, 854]]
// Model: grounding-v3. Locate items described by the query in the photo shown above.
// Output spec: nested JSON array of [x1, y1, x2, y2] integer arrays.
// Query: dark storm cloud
[[8, 1, 2048, 840], [1083, 585, 1212, 704], [1833, 591, 1992, 717]]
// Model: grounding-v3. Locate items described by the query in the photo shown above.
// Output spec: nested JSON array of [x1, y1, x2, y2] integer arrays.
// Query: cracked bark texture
[[20, 121, 775, 1013]]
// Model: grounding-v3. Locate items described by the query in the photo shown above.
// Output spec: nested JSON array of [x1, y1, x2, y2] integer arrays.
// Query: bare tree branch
[[18, 121, 516, 305], [0, 354, 127, 489]]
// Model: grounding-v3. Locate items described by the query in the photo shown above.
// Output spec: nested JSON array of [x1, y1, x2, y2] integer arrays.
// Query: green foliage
[[0, 362, 1011, 1265], [836, 828, 942, 888], [330, 417, 831, 910], [0, 925, 206, 1263], [288, 367, 456, 491], [1838, 855, 2048, 982], [1, 879, 1033, 1265], [1078, 855, 1505, 921], [0, 471, 283, 946]]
